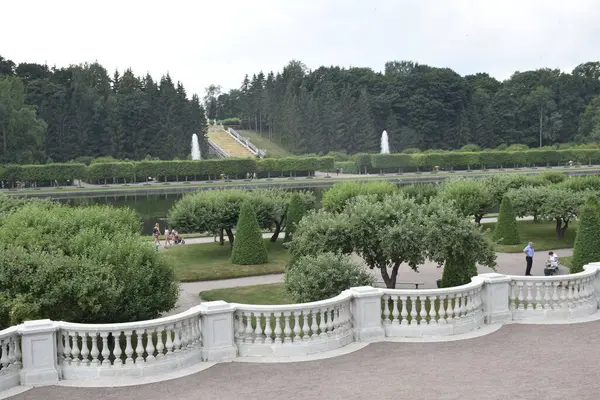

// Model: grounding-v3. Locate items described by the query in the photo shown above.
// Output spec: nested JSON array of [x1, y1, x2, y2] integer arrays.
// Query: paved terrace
[[9, 320, 600, 400]]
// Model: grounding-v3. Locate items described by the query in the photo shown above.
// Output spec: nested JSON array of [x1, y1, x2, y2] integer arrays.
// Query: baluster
[[334, 305, 343, 332], [509, 281, 516, 310], [79, 332, 90, 365], [99, 332, 110, 366], [311, 311, 318, 340], [560, 281, 568, 308], [427, 295, 437, 324], [274, 312, 282, 344], [155, 327, 165, 358], [445, 293, 454, 320], [400, 296, 409, 326], [179, 321, 188, 351], [244, 312, 254, 344], [382, 295, 391, 324], [255, 312, 265, 344], [327, 307, 334, 334], [572, 281, 581, 306], [439, 295, 448, 324], [13, 336, 21, 368], [543, 282, 551, 309], [409, 296, 418, 325], [533, 283, 541, 310], [293, 313, 301, 342], [551, 282, 560, 309], [452, 293, 461, 319], [391, 296, 400, 324], [419, 296, 428, 324], [8, 336, 17, 369], [283, 312, 292, 343], [526, 282, 534, 310], [264, 314, 273, 344], [124, 331, 134, 363], [62, 331, 71, 365], [464, 292, 473, 317], [135, 330, 145, 363], [173, 323, 182, 352], [517, 282, 525, 310], [113, 331, 123, 365], [299, 312, 309, 341], [144, 328, 155, 362], [236, 312, 245, 344], [90, 333, 100, 366], [318, 308, 328, 338], [0, 339, 8, 368], [567, 281, 574, 308], [164, 326, 174, 355], [70, 332, 80, 364]]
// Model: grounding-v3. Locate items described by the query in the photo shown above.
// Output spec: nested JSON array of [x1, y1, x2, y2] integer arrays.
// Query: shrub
[[219, 117, 241, 126], [334, 161, 358, 174], [439, 178, 492, 224], [459, 144, 481, 152], [283, 193, 305, 243], [441, 258, 478, 288], [284, 253, 373, 303], [0, 204, 177, 327], [322, 181, 398, 213], [231, 202, 268, 265], [400, 183, 440, 204], [570, 196, 600, 273], [493, 196, 521, 245], [539, 171, 567, 184]]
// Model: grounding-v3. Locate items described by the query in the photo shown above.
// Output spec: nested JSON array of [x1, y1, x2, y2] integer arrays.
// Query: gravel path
[[10, 320, 600, 400]]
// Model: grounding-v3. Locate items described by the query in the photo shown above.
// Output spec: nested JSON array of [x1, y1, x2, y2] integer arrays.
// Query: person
[[164, 226, 172, 248], [547, 251, 559, 267], [153, 223, 161, 249], [523, 242, 534, 276]]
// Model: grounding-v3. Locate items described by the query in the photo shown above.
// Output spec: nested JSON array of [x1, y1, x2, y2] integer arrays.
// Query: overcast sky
[[3, 0, 600, 97]]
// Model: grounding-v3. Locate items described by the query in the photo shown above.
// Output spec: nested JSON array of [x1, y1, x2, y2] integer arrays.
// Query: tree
[[538, 188, 583, 238], [231, 202, 268, 265], [287, 193, 495, 288], [0, 76, 47, 163], [493, 196, 521, 245], [439, 178, 492, 225], [283, 193, 304, 243], [322, 181, 398, 213], [570, 196, 600, 273]]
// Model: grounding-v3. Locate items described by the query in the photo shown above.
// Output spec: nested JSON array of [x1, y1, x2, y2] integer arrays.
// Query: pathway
[[9, 320, 600, 400], [167, 248, 573, 316]]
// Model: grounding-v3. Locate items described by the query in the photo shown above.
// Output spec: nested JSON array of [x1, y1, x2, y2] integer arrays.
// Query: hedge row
[[0, 156, 335, 185], [370, 149, 600, 170]]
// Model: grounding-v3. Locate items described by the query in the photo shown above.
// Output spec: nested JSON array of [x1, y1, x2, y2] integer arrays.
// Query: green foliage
[[284, 253, 373, 303], [440, 178, 492, 223], [231, 202, 268, 265], [322, 181, 398, 213], [400, 183, 440, 204], [570, 196, 600, 273], [0, 203, 177, 327], [283, 193, 305, 243], [484, 174, 550, 206], [334, 161, 358, 174], [441, 259, 478, 288], [493, 196, 521, 245], [219, 117, 241, 126], [539, 170, 567, 184], [506, 186, 547, 220], [556, 175, 600, 191]]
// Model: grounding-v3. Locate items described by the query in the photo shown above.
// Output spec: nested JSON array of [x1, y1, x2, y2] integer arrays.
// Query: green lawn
[[164, 239, 290, 281], [483, 220, 578, 253], [236, 130, 291, 157], [200, 283, 293, 304]]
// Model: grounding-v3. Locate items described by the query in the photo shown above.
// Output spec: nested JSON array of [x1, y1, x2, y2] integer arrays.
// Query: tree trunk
[[555, 218, 568, 238], [539, 107, 543, 148], [380, 262, 401, 289], [225, 228, 235, 247], [271, 220, 282, 242], [219, 229, 224, 246], [474, 214, 483, 226]]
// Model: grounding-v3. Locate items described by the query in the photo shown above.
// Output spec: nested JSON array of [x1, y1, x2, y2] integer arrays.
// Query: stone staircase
[[207, 126, 254, 158]]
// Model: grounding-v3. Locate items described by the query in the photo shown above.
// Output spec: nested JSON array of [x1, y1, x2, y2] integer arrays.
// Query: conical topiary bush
[[231, 202, 268, 265], [441, 258, 478, 288], [570, 196, 600, 273], [284, 193, 305, 243], [493, 195, 520, 245]]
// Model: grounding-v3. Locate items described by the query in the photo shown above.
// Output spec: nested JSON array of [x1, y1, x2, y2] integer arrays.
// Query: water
[[380, 130, 390, 154], [59, 188, 326, 235], [191, 134, 201, 160]]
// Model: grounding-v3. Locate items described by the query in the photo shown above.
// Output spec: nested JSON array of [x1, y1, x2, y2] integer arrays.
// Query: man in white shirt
[[548, 251, 559, 267]]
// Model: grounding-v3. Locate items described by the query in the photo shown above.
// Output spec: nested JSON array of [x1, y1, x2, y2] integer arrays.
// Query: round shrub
[[570, 196, 600, 273], [493, 195, 521, 245], [284, 253, 374, 303], [231, 202, 268, 265]]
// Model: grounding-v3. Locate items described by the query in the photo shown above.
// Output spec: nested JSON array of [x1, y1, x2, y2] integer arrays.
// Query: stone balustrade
[[1, 263, 600, 392]]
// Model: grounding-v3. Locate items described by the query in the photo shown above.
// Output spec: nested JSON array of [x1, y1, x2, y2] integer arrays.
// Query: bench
[[375, 281, 425, 289]]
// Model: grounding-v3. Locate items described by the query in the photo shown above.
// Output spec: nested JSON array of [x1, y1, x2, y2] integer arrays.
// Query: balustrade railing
[[508, 266, 599, 321], [57, 306, 203, 379], [208, 139, 230, 158], [381, 278, 485, 337], [0, 326, 21, 391], [233, 291, 353, 356], [227, 128, 267, 158]]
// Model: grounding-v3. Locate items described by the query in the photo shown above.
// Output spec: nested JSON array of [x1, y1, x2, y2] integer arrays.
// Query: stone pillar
[[349, 286, 385, 342], [199, 301, 237, 361], [583, 263, 600, 308], [479, 273, 513, 324], [18, 319, 60, 386]]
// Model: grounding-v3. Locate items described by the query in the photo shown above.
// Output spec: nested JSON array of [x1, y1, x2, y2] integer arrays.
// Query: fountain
[[380, 130, 390, 154], [191, 134, 201, 160]]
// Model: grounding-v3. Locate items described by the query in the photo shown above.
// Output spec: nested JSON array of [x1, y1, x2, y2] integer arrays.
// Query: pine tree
[[284, 193, 305, 243], [493, 195, 521, 245], [570, 196, 600, 273], [231, 202, 268, 265]]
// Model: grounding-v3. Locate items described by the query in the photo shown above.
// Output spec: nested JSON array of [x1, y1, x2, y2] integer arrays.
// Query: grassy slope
[[165, 239, 289, 281], [236, 130, 291, 157], [483, 220, 578, 253], [200, 283, 292, 304]]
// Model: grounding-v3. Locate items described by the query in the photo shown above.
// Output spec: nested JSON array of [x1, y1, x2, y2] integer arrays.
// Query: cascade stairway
[[207, 126, 254, 157]]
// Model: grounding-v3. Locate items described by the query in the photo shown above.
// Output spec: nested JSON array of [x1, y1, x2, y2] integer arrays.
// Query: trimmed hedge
[[231, 202, 268, 265], [570, 196, 600, 273], [0, 163, 86, 186], [493, 196, 521, 245]]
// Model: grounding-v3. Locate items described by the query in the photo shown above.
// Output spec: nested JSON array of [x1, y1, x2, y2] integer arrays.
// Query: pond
[[58, 188, 327, 235]]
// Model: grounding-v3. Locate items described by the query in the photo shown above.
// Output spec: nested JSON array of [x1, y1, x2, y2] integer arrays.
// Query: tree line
[[0, 55, 208, 164], [207, 60, 600, 155]]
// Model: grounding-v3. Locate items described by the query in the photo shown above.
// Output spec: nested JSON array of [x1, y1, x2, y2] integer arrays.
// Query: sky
[[3, 0, 600, 97]]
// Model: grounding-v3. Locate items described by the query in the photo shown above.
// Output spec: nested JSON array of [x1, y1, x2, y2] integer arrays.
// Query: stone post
[[584, 263, 600, 308], [479, 273, 513, 324], [18, 319, 60, 386], [349, 286, 385, 342], [199, 301, 237, 361]]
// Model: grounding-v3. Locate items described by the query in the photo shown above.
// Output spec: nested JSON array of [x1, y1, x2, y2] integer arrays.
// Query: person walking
[[523, 242, 534, 276], [164, 225, 172, 248], [153, 223, 161, 250]]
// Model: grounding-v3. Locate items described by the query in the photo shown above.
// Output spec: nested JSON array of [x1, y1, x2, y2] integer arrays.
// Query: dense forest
[[206, 60, 600, 155], [0, 55, 208, 164], [3, 54, 600, 164]]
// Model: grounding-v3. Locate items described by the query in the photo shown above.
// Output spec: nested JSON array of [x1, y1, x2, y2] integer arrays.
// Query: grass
[[483, 220, 578, 253], [164, 239, 290, 281], [200, 283, 293, 304], [236, 130, 291, 157]]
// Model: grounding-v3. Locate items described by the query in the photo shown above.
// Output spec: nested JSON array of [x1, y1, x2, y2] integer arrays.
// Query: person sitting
[[547, 251, 559, 268]]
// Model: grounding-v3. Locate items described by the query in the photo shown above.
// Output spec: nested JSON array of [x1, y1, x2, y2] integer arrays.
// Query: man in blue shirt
[[523, 242, 534, 276]]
